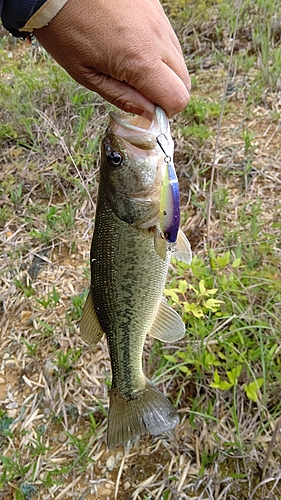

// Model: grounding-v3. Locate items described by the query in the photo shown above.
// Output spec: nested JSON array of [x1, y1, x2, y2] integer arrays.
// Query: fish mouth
[[109, 107, 172, 155], [107, 107, 175, 222]]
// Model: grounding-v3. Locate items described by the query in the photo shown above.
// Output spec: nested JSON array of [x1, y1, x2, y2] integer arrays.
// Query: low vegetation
[[0, 0, 281, 498]]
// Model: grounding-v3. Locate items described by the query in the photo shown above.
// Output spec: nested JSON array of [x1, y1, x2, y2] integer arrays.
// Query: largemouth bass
[[80, 107, 192, 449]]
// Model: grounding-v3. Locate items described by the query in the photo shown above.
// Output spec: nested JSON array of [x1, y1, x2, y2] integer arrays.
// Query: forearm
[[0, 0, 68, 37]]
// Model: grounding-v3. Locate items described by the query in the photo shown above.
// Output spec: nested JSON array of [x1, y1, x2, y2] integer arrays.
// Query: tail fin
[[107, 379, 179, 448]]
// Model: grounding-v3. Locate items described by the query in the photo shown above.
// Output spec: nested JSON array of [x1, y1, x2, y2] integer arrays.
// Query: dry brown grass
[[1, 3, 281, 498]]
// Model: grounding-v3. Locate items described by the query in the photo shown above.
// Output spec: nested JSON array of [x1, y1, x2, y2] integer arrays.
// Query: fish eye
[[107, 151, 123, 168]]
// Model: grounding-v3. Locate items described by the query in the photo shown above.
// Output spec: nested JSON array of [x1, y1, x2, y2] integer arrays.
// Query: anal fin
[[149, 297, 185, 342], [80, 290, 104, 345]]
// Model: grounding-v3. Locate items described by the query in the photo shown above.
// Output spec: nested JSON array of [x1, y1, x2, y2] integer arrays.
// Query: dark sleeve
[[1, 0, 47, 38]]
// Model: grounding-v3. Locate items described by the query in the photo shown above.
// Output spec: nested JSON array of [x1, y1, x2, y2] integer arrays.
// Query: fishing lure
[[157, 135, 180, 244]]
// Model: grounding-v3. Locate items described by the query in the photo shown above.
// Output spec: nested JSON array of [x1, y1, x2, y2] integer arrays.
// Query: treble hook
[[156, 134, 171, 164]]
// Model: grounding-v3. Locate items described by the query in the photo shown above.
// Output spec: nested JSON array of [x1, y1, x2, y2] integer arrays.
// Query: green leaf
[[177, 354, 194, 364], [178, 280, 188, 294], [218, 352, 227, 360], [163, 355, 177, 364], [220, 274, 228, 289], [206, 288, 218, 295], [244, 378, 263, 402], [203, 351, 220, 369], [199, 280, 206, 296], [256, 378, 263, 388], [0, 454, 13, 468], [232, 257, 241, 268], [217, 251, 230, 269], [184, 302, 205, 318], [219, 381, 233, 390], [178, 365, 192, 375], [210, 381, 220, 389], [226, 365, 242, 385], [164, 289, 179, 304], [268, 343, 278, 360], [213, 369, 221, 385], [188, 284, 199, 295], [177, 351, 187, 360], [203, 298, 224, 312]]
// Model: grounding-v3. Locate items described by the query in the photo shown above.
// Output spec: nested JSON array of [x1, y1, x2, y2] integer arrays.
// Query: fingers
[[120, 51, 190, 117], [157, 68, 190, 118], [34, 0, 191, 117], [70, 64, 187, 119], [75, 70, 156, 119]]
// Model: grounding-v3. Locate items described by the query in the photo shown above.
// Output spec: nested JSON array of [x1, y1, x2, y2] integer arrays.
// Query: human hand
[[34, 0, 190, 119]]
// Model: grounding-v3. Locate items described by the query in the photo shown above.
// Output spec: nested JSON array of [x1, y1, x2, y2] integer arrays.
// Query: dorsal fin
[[80, 290, 104, 345]]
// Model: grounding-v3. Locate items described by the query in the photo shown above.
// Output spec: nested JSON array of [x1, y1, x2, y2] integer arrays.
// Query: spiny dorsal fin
[[80, 290, 104, 345], [149, 298, 185, 342]]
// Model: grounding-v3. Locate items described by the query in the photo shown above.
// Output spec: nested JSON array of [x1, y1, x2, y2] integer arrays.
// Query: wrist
[[21, 0, 69, 33], [1, 0, 69, 38]]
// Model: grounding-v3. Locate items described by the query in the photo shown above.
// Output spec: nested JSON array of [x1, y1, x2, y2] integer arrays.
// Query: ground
[[0, 1, 281, 499]]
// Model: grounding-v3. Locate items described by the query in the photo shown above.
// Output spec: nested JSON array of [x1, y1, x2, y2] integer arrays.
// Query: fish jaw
[[99, 107, 174, 228], [109, 106, 172, 153], [107, 107, 181, 243]]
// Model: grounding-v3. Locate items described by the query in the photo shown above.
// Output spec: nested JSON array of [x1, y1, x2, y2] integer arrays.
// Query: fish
[[80, 107, 192, 449]]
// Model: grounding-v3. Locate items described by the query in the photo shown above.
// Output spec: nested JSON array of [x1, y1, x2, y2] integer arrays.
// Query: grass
[[1, 0, 281, 498]]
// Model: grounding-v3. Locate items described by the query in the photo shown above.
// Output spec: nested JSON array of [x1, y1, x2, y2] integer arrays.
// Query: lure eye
[[107, 151, 123, 168]]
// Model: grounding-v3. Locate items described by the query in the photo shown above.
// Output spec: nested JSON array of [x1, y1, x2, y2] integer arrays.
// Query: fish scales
[[80, 107, 192, 448], [91, 198, 170, 396]]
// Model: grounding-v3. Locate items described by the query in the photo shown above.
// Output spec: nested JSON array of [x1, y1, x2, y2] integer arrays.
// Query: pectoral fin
[[172, 229, 192, 264], [80, 290, 104, 345], [149, 298, 185, 342], [154, 228, 192, 265], [154, 228, 167, 261]]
